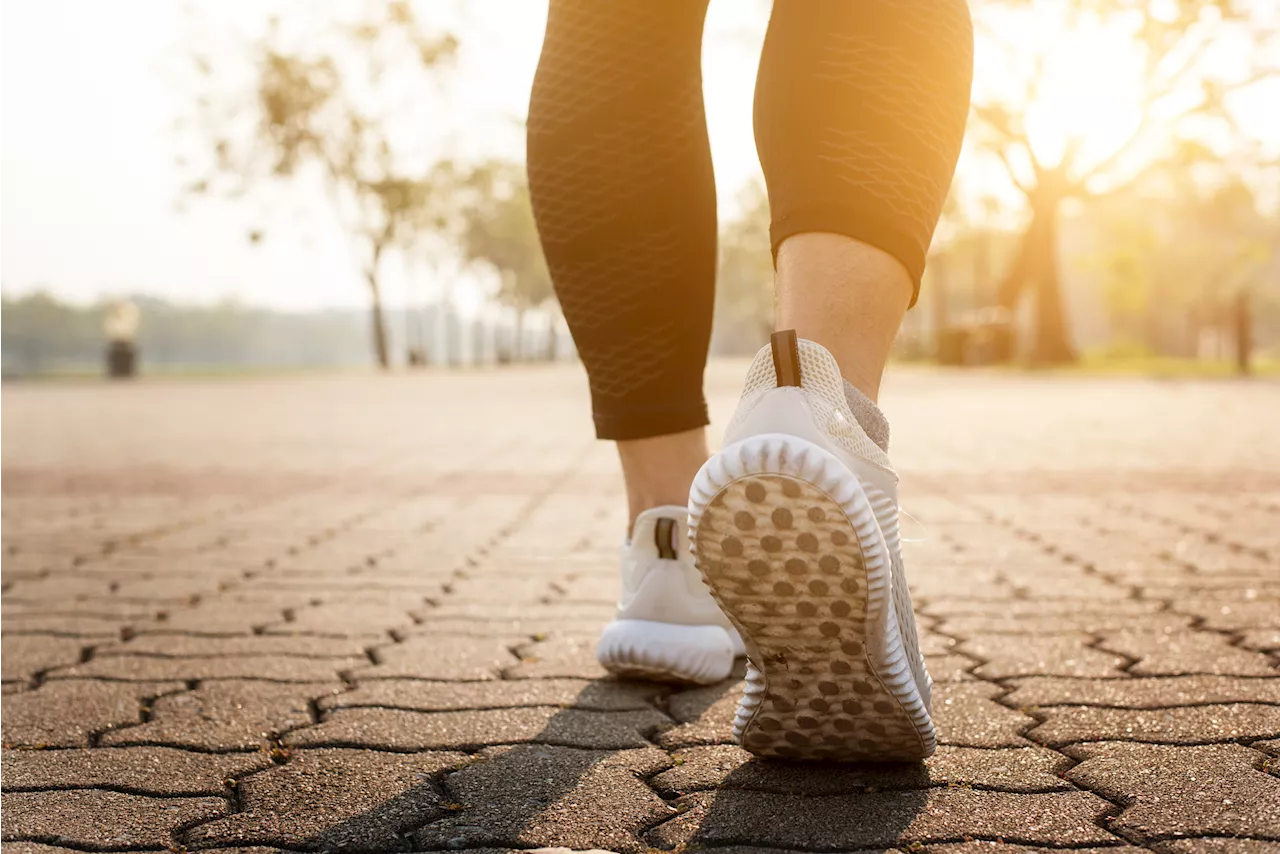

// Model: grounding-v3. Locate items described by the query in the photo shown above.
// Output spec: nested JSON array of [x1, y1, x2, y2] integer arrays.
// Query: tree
[[182, 0, 457, 368], [714, 182, 775, 354], [969, 0, 1279, 363], [451, 160, 554, 361]]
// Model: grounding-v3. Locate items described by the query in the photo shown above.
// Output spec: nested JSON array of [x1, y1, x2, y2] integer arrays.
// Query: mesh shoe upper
[[723, 337, 931, 711]]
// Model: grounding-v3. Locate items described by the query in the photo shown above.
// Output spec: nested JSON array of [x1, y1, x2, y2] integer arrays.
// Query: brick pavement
[[2, 364, 1278, 853]]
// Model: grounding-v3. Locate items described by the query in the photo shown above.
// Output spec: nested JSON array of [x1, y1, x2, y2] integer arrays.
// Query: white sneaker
[[689, 331, 934, 761], [597, 505, 745, 685]]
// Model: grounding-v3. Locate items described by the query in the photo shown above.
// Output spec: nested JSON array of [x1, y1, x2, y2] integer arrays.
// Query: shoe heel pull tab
[[771, 329, 802, 388], [654, 517, 678, 560]]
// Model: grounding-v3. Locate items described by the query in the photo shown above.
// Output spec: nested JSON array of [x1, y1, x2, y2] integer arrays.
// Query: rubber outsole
[[689, 434, 936, 761], [596, 618, 736, 685]]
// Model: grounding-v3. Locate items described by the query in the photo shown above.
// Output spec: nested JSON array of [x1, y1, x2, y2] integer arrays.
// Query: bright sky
[[1, 0, 769, 311], [2, 1, 1277, 311]]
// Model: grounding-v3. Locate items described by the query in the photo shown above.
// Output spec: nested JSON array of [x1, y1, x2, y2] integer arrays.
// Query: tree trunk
[[366, 271, 390, 370], [513, 309, 525, 362], [1027, 199, 1076, 365], [998, 192, 1077, 365], [545, 311, 558, 362], [1235, 289, 1252, 376]]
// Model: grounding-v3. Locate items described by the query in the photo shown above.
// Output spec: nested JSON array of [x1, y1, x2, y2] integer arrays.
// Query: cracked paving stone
[[1, 680, 183, 747], [322, 678, 660, 713], [0, 746, 270, 796], [649, 744, 1071, 795], [644, 788, 1121, 850], [960, 635, 1127, 679], [1005, 675, 1280, 708], [1099, 629, 1278, 676], [98, 634, 368, 658], [507, 636, 611, 680], [932, 682, 1038, 748], [50, 654, 363, 682], [0, 790, 226, 848], [183, 748, 466, 851], [353, 636, 521, 680], [1031, 703, 1280, 746], [412, 745, 671, 854], [1067, 742, 1280, 839], [100, 681, 342, 750], [0, 636, 89, 682], [286, 706, 668, 751]]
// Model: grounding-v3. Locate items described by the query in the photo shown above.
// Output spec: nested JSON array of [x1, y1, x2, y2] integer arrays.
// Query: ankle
[[617, 428, 709, 533], [775, 233, 911, 402]]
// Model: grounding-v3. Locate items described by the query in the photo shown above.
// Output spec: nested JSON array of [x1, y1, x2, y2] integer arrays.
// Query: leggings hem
[[593, 402, 710, 441], [770, 209, 927, 308]]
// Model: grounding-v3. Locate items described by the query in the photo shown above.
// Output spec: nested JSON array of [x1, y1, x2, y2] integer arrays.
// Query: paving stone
[[1100, 629, 1277, 676], [101, 681, 341, 750], [649, 744, 1070, 795], [1, 680, 183, 747], [1067, 742, 1280, 839], [403, 617, 598, 638], [507, 636, 610, 680], [1158, 841, 1280, 854], [960, 635, 1128, 679], [924, 653, 980, 682], [354, 636, 521, 680], [323, 678, 660, 712], [1, 747, 270, 795], [1031, 703, 1280, 746], [141, 601, 290, 635], [413, 745, 671, 853], [0, 789, 226, 848], [0, 614, 125, 637], [657, 679, 744, 747], [1173, 600, 1279, 632], [938, 612, 1191, 635], [98, 633, 368, 657], [932, 682, 1037, 748], [287, 707, 668, 751], [275, 602, 420, 637], [928, 845, 1146, 854], [184, 749, 465, 851], [1006, 675, 1280, 708], [51, 654, 362, 682], [1240, 629, 1280, 653], [0, 636, 88, 682], [644, 789, 1120, 849]]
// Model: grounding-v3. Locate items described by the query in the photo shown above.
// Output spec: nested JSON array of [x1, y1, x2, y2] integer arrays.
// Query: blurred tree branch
[[179, 0, 458, 368]]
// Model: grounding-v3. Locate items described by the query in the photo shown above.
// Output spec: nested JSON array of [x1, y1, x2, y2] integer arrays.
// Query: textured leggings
[[527, 1, 973, 441]]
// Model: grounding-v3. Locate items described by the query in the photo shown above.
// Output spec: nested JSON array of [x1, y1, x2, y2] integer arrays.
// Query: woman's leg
[[526, 0, 717, 525], [755, 0, 973, 398]]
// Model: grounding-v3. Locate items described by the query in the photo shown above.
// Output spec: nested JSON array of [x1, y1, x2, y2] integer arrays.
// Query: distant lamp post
[[104, 301, 140, 379]]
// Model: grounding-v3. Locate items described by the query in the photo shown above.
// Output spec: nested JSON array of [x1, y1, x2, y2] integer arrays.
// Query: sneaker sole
[[597, 618, 736, 685], [689, 433, 936, 761]]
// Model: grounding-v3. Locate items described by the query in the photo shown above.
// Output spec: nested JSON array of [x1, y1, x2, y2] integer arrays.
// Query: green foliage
[[450, 160, 553, 314]]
